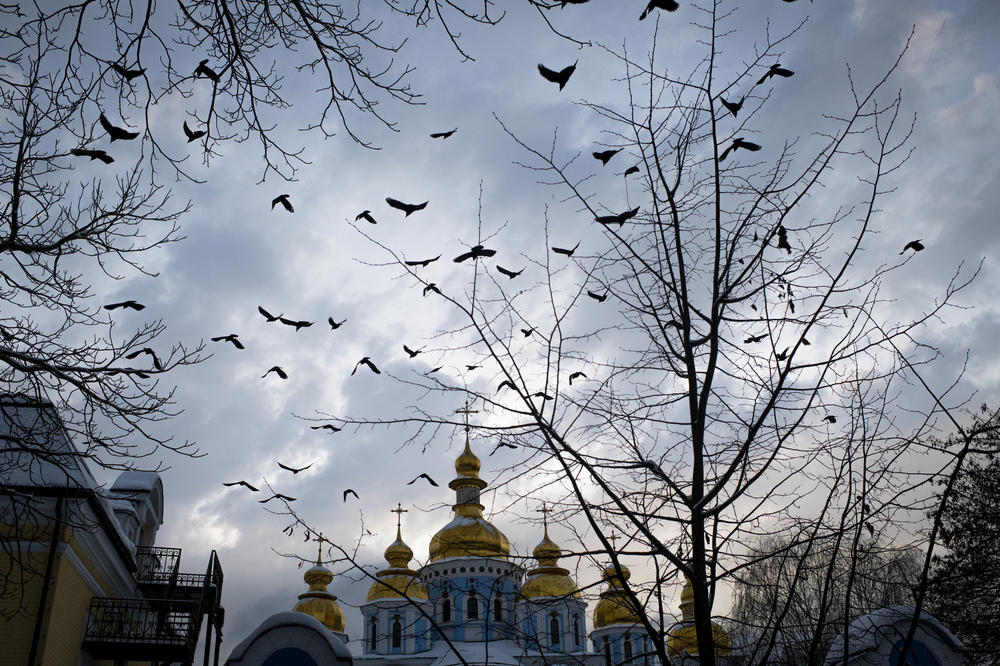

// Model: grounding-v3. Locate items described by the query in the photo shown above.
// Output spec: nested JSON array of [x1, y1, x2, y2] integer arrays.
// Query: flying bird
[[521, 328, 535, 337], [258, 306, 281, 322], [385, 197, 428, 217], [260, 493, 296, 504], [490, 441, 518, 455], [406, 255, 441, 268], [271, 194, 294, 213], [743, 333, 766, 344], [262, 366, 288, 379], [776, 225, 792, 254], [125, 347, 161, 370], [595, 206, 640, 227], [408, 473, 439, 487], [757, 63, 795, 85], [453, 245, 497, 263], [721, 96, 744, 118], [465, 365, 480, 371], [587, 290, 609, 302], [497, 379, 517, 392], [423, 283, 441, 297], [624, 165, 640, 176], [775, 347, 789, 362], [568, 371, 588, 385], [823, 415, 837, 424], [352, 357, 381, 375], [639, 0, 679, 20], [328, 317, 347, 329], [70, 148, 114, 164], [104, 300, 145, 311], [278, 461, 313, 474], [223, 480, 259, 491], [426, 366, 442, 375], [593, 149, 621, 165], [496, 265, 524, 279], [899, 239, 924, 255], [537, 61, 577, 91], [311, 424, 342, 432], [183, 121, 206, 142], [99, 113, 139, 141], [552, 242, 580, 257], [112, 63, 145, 81], [278, 317, 313, 331], [533, 392, 553, 401], [211, 334, 245, 349], [403, 345, 423, 358], [343, 488, 359, 502], [720, 137, 762, 161], [355, 210, 377, 224], [194, 58, 220, 81], [430, 128, 457, 139]]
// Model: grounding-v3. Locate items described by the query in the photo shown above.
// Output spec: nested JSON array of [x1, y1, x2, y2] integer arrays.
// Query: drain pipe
[[28, 494, 64, 665]]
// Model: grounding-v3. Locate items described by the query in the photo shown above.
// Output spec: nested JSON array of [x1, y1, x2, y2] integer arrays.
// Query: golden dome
[[292, 563, 346, 632], [520, 526, 580, 600], [592, 564, 644, 628], [428, 431, 510, 562], [367, 524, 429, 602], [666, 576, 731, 657]]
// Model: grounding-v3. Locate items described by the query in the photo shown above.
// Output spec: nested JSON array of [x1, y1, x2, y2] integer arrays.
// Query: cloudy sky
[[67, 0, 1000, 659]]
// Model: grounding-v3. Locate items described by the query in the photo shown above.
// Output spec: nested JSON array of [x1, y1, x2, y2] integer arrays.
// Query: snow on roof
[[226, 611, 353, 664]]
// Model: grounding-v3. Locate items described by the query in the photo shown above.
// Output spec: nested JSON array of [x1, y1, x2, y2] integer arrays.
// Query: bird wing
[[537, 64, 559, 82], [453, 250, 475, 263]]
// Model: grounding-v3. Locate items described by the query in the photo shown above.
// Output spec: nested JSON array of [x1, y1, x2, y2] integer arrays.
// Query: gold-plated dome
[[666, 576, 731, 657], [592, 564, 644, 628], [520, 524, 580, 600], [428, 429, 510, 562], [366, 521, 429, 602], [292, 559, 346, 632]]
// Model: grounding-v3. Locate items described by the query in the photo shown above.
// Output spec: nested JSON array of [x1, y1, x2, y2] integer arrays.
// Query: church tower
[[590, 557, 650, 666]]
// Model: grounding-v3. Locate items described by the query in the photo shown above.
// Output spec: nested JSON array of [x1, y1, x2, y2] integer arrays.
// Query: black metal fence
[[82, 597, 201, 661]]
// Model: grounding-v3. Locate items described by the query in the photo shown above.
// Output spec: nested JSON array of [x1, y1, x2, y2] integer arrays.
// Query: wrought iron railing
[[135, 545, 181, 585], [82, 597, 201, 660]]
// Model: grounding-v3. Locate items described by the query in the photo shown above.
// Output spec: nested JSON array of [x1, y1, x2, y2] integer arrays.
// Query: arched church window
[[549, 613, 560, 645], [624, 633, 633, 661], [392, 617, 402, 648], [442, 598, 451, 623], [494, 595, 502, 622], [573, 614, 581, 647], [369, 617, 377, 651], [467, 594, 479, 620]]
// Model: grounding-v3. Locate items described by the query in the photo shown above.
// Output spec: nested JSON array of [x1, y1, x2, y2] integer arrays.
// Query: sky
[[63, 0, 1000, 659]]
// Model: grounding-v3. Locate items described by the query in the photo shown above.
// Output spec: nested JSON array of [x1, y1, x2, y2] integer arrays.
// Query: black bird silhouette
[[183, 121, 206, 142], [194, 58, 220, 81], [70, 148, 114, 164], [278, 317, 313, 331], [775, 347, 789, 362], [640, 0, 679, 20], [311, 424, 342, 432], [408, 473, 439, 487], [776, 225, 792, 254], [587, 290, 608, 302], [595, 206, 640, 227], [99, 113, 139, 141], [900, 239, 924, 255], [552, 242, 580, 257], [720, 137, 762, 161], [743, 333, 766, 344], [521, 327, 535, 337], [112, 63, 145, 81], [802, 337, 811, 346], [537, 61, 577, 91], [465, 364, 480, 371], [426, 366, 442, 374], [343, 488, 359, 502], [568, 371, 588, 385], [223, 480, 260, 491], [823, 415, 837, 424], [497, 379, 517, 392], [757, 63, 795, 85], [403, 345, 423, 358], [430, 128, 457, 139], [593, 149, 621, 165], [278, 461, 313, 474], [356, 210, 377, 224], [490, 441, 518, 455], [125, 347, 161, 370], [423, 283, 441, 297], [259, 306, 281, 322], [721, 96, 744, 118], [104, 300, 145, 311], [211, 334, 245, 349], [624, 165, 640, 176], [453, 245, 497, 263], [386, 197, 428, 217], [272, 194, 294, 213], [262, 366, 288, 379], [865, 521, 875, 537], [406, 255, 441, 268], [260, 493, 296, 503], [328, 317, 347, 329], [496, 265, 524, 279], [533, 392, 553, 401], [352, 357, 381, 375]]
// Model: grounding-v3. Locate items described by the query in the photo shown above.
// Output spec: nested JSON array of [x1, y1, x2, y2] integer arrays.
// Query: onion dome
[[292, 554, 346, 632], [666, 576, 731, 657], [520, 525, 580, 600], [428, 430, 510, 561], [367, 523, 429, 602], [593, 564, 644, 628]]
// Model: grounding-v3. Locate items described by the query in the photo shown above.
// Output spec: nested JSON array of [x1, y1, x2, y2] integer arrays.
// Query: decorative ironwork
[[82, 597, 201, 661], [135, 545, 181, 585]]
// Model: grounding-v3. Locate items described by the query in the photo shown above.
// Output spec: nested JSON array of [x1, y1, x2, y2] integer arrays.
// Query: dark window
[[604, 641, 612, 666], [392, 619, 402, 648], [467, 595, 479, 620], [573, 614, 581, 647], [369, 617, 377, 651], [624, 634, 633, 661], [442, 598, 451, 623], [549, 615, 560, 645], [494, 596, 502, 622]]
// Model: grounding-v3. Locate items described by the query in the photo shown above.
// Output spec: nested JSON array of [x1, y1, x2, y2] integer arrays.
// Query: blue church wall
[[423, 566, 523, 643]]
